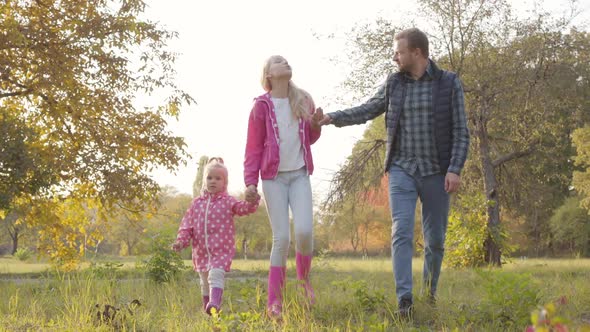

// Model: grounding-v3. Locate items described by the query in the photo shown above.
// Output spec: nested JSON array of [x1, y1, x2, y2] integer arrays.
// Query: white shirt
[[271, 97, 305, 172]]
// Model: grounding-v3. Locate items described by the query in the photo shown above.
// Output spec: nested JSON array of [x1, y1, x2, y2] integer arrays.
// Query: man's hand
[[445, 172, 461, 193], [318, 111, 332, 126]]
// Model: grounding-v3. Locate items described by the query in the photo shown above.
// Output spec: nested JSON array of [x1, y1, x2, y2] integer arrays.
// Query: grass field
[[1, 256, 589, 331]]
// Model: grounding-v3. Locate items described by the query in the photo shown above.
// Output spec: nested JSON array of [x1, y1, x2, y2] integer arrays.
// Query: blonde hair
[[261, 55, 312, 120], [201, 157, 228, 194]]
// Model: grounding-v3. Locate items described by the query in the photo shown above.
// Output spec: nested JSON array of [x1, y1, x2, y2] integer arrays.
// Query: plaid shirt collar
[[403, 60, 435, 82]]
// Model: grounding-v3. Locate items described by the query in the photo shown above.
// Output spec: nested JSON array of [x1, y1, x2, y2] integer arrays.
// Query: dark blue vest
[[384, 64, 456, 173]]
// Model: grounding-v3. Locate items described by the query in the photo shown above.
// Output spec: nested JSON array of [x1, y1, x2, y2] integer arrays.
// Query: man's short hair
[[395, 28, 429, 58]]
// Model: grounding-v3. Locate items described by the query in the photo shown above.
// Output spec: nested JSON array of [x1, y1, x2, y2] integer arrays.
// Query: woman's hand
[[311, 107, 325, 130], [245, 185, 259, 203]]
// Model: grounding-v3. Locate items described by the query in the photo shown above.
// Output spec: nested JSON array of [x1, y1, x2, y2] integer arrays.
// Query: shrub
[[140, 237, 187, 283], [446, 193, 514, 267], [14, 248, 33, 261], [479, 270, 540, 328], [88, 261, 124, 279], [549, 196, 590, 257]]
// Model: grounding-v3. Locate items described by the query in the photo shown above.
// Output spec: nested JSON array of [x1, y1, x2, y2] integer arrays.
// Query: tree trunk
[[361, 224, 368, 258], [529, 211, 540, 256], [11, 229, 19, 255], [94, 239, 102, 258], [126, 239, 135, 256], [3, 211, 20, 255], [349, 206, 359, 252], [242, 237, 248, 260], [477, 118, 502, 266], [350, 227, 359, 252]]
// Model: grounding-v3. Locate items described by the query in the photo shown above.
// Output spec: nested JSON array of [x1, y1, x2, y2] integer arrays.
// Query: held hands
[[245, 185, 260, 203], [311, 107, 325, 130], [315, 107, 332, 126], [445, 172, 461, 193]]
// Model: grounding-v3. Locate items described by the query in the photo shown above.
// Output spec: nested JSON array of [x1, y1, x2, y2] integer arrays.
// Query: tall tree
[[324, 0, 589, 265], [549, 196, 590, 256], [357, 205, 389, 257], [95, 186, 192, 256], [142, 186, 193, 254], [192, 156, 210, 197], [0, 0, 194, 264], [234, 197, 270, 259], [573, 126, 590, 212], [423, 0, 589, 263], [0, 196, 37, 255], [0, 108, 56, 210], [1, 210, 21, 255], [108, 209, 146, 256], [325, 198, 362, 252], [1, 0, 194, 205], [28, 196, 106, 270]]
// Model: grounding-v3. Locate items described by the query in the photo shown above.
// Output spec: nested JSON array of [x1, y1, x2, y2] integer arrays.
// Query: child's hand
[[171, 242, 182, 252], [245, 192, 260, 204], [249, 192, 261, 203]]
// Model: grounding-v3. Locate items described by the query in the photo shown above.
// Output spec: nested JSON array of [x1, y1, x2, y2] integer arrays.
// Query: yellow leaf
[[544, 302, 556, 316]]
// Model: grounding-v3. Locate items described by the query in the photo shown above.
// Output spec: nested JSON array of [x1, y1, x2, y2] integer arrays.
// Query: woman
[[243, 55, 323, 319]]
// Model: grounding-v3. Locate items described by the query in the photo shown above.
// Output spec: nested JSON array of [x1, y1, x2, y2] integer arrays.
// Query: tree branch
[[323, 139, 386, 210], [0, 89, 33, 98], [492, 146, 536, 167]]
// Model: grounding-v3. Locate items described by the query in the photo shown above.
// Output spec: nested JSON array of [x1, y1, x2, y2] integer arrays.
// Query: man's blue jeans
[[388, 165, 450, 302]]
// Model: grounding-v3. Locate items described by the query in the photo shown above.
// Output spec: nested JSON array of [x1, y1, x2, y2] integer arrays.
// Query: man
[[318, 28, 470, 317]]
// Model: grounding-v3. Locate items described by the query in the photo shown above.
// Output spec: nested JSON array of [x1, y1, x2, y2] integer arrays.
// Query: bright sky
[[144, 0, 589, 201]]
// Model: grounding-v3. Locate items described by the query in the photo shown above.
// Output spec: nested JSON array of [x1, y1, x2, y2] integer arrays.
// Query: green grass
[[0, 256, 52, 274], [1, 257, 589, 331]]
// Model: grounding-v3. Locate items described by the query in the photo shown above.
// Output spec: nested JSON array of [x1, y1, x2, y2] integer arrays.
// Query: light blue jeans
[[262, 167, 314, 266], [388, 165, 450, 302]]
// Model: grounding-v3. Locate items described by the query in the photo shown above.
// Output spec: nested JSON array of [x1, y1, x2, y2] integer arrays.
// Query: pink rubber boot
[[206, 287, 223, 315], [296, 252, 315, 304], [202, 295, 210, 312], [267, 266, 286, 319]]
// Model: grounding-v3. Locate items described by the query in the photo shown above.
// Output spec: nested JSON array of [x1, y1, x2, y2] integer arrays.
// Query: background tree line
[[318, 0, 590, 265], [2, 0, 590, 268], [0, 0, 194, 268]]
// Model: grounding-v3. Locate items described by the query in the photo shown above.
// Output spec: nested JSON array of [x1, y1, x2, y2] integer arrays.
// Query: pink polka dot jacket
[[174, 191, 260, 272]]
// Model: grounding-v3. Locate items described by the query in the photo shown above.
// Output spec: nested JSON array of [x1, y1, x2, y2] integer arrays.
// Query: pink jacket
[[175, 191, 259, 272], [244, 92, 321, 187]]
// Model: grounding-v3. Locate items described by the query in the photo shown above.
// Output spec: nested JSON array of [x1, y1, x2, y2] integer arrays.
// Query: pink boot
[[206, 287, 223, 315], [296, 252, 315, 304], [202, 295, 210, 312], [267, 266, 286, 319]]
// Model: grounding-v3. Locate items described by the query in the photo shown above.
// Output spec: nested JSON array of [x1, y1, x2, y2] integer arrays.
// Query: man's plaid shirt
[[392, 62, 468, 176], [328, 61, 470, 176]]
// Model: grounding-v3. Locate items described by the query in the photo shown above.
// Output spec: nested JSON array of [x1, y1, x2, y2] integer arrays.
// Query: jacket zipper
[[300, 119, 309, 175], [266, 98, 281, 178], [204, 196, 212, 268]]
